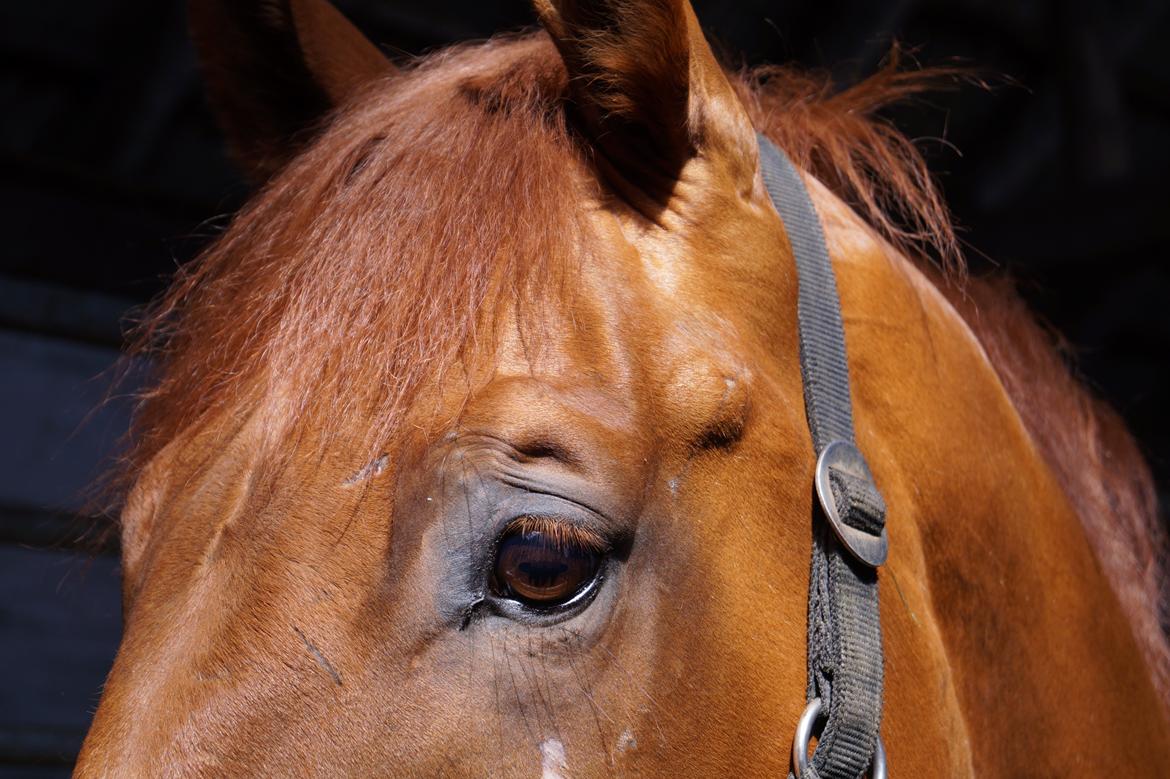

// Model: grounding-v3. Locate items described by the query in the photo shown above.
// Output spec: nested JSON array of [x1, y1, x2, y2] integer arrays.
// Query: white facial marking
[[540, 739, 568, 779], [616, 729, 637, 753]]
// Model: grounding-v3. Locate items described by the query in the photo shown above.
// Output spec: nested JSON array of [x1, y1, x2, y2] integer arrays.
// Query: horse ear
[[533, 0, 757, 199], [190, 0, 395, 181]]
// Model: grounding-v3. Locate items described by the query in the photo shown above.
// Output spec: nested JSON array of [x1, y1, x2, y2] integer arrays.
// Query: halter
[[758, 135, 890, 779]]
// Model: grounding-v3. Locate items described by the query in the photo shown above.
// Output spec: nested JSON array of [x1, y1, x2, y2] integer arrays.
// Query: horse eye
[[491, 520, 603, 609]]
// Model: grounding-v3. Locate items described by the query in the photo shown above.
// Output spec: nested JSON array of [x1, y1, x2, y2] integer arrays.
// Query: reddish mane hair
[[113, 31, 1168, 698]]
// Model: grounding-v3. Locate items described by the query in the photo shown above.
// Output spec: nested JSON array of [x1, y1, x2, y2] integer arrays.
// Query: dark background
[[2, 0, 1167, 774]]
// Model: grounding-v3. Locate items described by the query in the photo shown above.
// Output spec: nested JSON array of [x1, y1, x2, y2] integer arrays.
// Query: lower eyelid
[[486, 566, 608, 623]]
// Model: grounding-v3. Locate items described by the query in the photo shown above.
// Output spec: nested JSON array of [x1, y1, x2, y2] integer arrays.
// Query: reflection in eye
[[491, 516, 605, 608]]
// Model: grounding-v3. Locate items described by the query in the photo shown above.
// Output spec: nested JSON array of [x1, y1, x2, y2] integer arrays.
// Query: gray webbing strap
[[758, 134, 888, 779]]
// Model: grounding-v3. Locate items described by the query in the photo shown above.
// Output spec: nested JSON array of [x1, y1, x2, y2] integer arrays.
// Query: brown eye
[[491, 518, 604, 608]]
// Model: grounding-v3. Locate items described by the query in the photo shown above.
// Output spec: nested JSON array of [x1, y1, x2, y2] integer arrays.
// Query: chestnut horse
[[77, 0, 1170, 775]]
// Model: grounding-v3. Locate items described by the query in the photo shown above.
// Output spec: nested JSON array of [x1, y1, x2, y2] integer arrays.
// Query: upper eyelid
[[487, 486, 627, 547], [488, 492, 605, 535], [494, 463, 616, 517], [450, 433, 632, 530], [458, 431, 583, 468]]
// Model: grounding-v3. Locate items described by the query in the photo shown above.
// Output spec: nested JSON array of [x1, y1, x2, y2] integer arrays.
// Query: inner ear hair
[[532, 0, 758, 205]]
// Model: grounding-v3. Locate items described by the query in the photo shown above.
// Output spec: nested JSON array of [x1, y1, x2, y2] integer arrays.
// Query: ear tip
[[288, 0, 397, 88], [531, 0, 567, 36], [189, 0, 393, 180]]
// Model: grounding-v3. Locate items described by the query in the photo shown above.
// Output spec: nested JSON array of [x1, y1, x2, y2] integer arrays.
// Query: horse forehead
[[485, 292, 753, 453], [655, 312, 754, 417]]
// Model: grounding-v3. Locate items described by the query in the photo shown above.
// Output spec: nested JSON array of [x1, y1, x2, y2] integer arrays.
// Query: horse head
[[76, 0, 1170, 775]]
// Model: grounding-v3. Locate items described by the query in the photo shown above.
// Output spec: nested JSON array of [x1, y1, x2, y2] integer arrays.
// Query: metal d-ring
[[792, 698, 888, 779]]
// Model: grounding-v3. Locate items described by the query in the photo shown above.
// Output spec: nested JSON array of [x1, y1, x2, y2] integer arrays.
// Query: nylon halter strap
[[757, 134, 890, 779]]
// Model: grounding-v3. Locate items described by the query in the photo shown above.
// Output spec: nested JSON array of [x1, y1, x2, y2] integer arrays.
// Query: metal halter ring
[[792, 697, 888, 779]]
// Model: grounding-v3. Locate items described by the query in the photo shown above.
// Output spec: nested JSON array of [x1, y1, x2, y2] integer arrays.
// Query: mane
[[944, 277, 1170, 698], [113, 35, 582, 497], [113, 31, 1168, 698]]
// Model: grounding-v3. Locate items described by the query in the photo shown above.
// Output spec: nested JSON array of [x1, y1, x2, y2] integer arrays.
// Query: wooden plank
[[0, 506, 117, 555], [0, 546, 121, 771], [0, 277, 131, 348], [0, 330, 129, 512], [0, 321, 129, 774]]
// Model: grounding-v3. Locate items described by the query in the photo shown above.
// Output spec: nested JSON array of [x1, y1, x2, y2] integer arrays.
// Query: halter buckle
[[814, 440, 889, 567]]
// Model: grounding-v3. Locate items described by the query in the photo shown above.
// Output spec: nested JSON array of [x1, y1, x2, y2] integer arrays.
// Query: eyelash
[[500, 515, 608, 555]]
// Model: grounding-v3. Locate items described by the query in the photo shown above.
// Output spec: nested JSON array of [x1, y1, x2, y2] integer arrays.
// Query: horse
[[76, 0, 1170, 775]]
